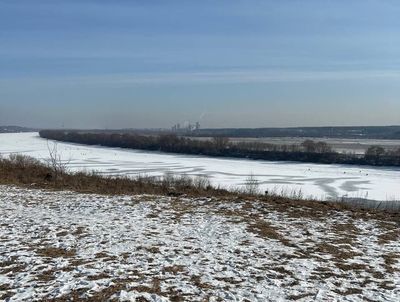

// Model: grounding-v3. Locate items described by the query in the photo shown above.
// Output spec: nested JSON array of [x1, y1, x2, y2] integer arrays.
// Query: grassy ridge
[[1, 154, 399, 220]]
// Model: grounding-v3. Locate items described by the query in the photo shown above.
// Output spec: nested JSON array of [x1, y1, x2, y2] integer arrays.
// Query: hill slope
[[1, 186, 398, 301]]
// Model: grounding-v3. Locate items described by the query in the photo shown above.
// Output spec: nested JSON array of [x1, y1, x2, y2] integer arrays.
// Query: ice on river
[[0, 132, 399, 201]]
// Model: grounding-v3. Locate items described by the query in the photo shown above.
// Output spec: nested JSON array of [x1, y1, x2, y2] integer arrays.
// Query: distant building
[[171, 121, 200, 133]]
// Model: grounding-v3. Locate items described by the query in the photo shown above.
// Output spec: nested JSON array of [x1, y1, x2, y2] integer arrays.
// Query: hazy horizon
[[4, 124, 400, 131], [1, 0, 400, 129]]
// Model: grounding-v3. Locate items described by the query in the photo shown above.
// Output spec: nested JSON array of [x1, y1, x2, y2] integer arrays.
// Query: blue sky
[[0, 0, 399, 128]]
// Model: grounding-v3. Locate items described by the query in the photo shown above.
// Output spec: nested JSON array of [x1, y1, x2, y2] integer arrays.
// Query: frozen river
[[1, 132, 399, 201]]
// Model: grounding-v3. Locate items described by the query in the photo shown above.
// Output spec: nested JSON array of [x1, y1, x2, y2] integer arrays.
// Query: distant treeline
[[0, 125, 37, 133], [190, 126, 400, 139], [39, 130, 400, 166]]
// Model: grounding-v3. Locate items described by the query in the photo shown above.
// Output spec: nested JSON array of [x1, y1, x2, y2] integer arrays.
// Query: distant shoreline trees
[[39, 130, 400, 167]]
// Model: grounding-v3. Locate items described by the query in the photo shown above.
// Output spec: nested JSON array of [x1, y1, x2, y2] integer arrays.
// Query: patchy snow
[[0, 132, 400, 201], [0, 186, 399, 301]]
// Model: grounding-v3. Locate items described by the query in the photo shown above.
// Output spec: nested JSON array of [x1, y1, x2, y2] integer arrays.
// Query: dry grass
[[378, 229, 399, 245], [0, 154, 399, 225], [0, 264, 26, 274], [190, 275, 214, 290], [247, 218, 292, 246], [313, 242, 363, 260], [36, 269, 57, 282], [0, 154, 229, 197], [382, 253, 399, 273], [36, 247, 77, 258], [287, 292, 315, 300], [162, 265, 186, 275]]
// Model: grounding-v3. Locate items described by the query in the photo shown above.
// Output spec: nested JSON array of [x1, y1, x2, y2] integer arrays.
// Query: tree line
[[39, 130, 400, 166]]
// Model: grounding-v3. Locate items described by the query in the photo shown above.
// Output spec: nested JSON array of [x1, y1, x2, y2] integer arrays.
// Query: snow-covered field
[[0, 132, 399, 201], [0, 186, 399, 301]]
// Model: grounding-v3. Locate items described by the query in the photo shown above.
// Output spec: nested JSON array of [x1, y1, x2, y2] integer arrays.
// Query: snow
[[0, 132, 399, 201], [0, 186, 399, 301]]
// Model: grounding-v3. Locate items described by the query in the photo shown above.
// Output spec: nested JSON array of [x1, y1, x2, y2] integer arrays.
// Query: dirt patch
[[335, 262, 368, 272], [56, 231, 69, 237], [333, 287, 363, 296], [287, 292, 315, 300], [162, 265, 186, 275], [0, 263, 27, 274], [313, 242, 362, 260], [190, 275, 214, 289], [145, 246, 161, 254], [132, 277, 162, 295], [168, 199, 198, 222], [378, 229, 399, 245], [247, 218, 291, 246], [0, 283, 13, 291], [379, 281, 396, 290], [0, 291, 14, 301], [36, 269, 57, 282], [86, 273, 111, 281], [36, 247, 77, 258], [382, 253, 399, 273], [334, 222, 359, 234]]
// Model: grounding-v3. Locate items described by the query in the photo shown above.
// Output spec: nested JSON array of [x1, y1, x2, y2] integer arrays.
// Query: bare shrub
[[289, 188, 304, 200], [46, 141, 68, 181], [175, 174, 193, 188], [162, 171, 175, 188], [134, 173, 155, 187], [244, 173, 260, 195], [8, 154, 41, 168], [193, 175, 211, 190]]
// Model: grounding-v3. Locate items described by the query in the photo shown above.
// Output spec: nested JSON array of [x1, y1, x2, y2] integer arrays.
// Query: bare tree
[[244, 173, 260, 195], [301, 140, 317, 153], [212, 136, 229, 150], [46, 141, 68, 181], [365, 145, 385, 158]]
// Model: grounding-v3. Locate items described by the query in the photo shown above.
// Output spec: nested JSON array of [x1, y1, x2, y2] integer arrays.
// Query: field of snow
[[0, 186, 399, 301], [0, 132, 400, 201]]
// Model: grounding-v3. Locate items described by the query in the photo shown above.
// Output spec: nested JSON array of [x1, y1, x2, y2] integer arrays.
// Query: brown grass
[[0, 154, 399, 224], [162, 265, 186, 275], [0, 288, 13, 301], [0, 154, 228, 197], [36, 269, 57, 282], [335, 262, 368, 272], [378, 230, 399, 245], [0, 265, 26, 274], [382, 253, 399, 273], [36, 247, 77, 258], [190, 275, 214, 290], [313, 242, 362, 260], [247, 218, 292, 246], [333, 288, 363, 296], [86, 273, 111, 281], [287, 292, 315, 301], [56, 231, 69, 237]]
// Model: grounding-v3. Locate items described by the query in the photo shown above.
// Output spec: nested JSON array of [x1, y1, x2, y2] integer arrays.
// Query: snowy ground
[[1, 133, 400, 201], [0, 186, 399, 301]]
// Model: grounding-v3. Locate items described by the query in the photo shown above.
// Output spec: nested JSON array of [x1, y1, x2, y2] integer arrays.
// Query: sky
[[0, 0, 399, 129]]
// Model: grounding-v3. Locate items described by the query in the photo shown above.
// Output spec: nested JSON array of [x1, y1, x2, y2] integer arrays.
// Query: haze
[[0, 0, 399, 129]]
